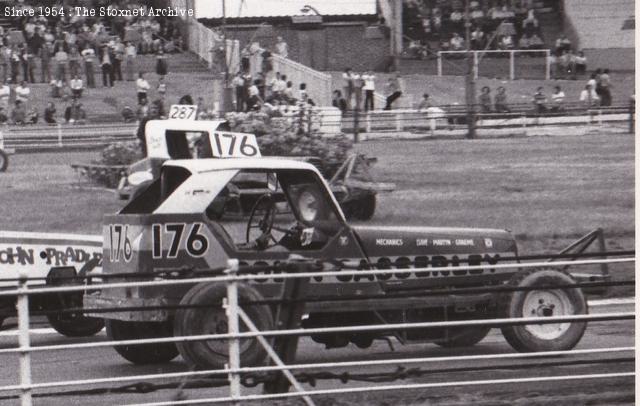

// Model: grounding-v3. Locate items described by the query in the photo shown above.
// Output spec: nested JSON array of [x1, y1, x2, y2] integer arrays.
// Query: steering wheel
[[246, 194, 277, 249]]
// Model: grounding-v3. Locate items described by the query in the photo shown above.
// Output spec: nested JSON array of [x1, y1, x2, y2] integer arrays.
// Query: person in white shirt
[[274, 36, 288, 59], [0, 81, 10, 110], [342, 68, 356, 110], [550, 86, 565, 112], [450, 33, 464, 51], [70, 75, 84, 99], [15, 81, 30, 104], [580, 84, 599, 107], [136, 72, 150, 104], [362, 71, 376, 111]]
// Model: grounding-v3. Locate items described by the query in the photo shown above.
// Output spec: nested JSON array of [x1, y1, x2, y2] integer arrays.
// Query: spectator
[[44, 101, 56, 124], [11, 100, 26, 125], [26, 106, 38, 124], [283, 81, 295, 104], [81, 45, 96, 88], [136, 72, 150, 104], [19, 44, 34, 84], [498, 35, 514, 50], [332, 90, 347, 113], [587, 73, 598, 92], [599, 69, 612, 106], [417, 93, 432, 110], [136, 97, 149, 119], [0, 45, 7, 84], [155, 49, 168, 78], [450, 32, 464, 51], [68, 43, 81, 80], [494, 87, 510, 113], [274, 36, 288, 59], [54, 42, 68, 82], [529, 33, 544, 49], [136, 103, 160, 156], [51, 79, 62, 98], [125, 41, 137, 81], [523, 10, 538, 36], [247, 79, 262, 111], [342, 68, 355, 110], [298, 82, 308, 103], [70, 75, 84, 99], [113, 39, 124, 81], [0, 107, 8, 124], [353, 72, 364, 111], [550, 86, 565, 112], [179, 94, 194, 105], [39, 41, 53, 84], [10, 46, 20, 83], [383, 75, 403, 110], [157, 76, 167, 98], [478, 86, 492, 113], [15, 81, 30, 105], [518, 34, 530, 50], [231, 71, 245, 112], [580, 84, 599, 107], [0, 81, 10, 110], [574, 51, 587, 76], [152, 98, 166, 118], [60, 80, 72, 102], [450, 10, 463, 32], [99, 45, 114, 87], [471, 27, 485, 50], [121, 105, 135, 123], [533, 87, 547, 114], [65, 100, 87, 124], [362, 71, 376, 112]]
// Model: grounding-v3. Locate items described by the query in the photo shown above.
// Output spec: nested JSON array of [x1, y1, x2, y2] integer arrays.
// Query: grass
[[0, 130, 633, 294]]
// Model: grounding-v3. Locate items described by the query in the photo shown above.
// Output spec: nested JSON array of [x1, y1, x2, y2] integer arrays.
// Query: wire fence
[[0, 253, 634, 405]]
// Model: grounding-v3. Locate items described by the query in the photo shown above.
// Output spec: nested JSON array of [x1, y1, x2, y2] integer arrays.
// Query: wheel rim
[[522, 290, 574, 340], [202, 309, 253, 356]]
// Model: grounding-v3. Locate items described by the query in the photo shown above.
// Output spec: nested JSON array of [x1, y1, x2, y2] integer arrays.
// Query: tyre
[[174, 282, 273, 369], [0, 150, 7, 172], [106, 319, 179, 364], [435, 327, 491, 348], [46, 292, 104, 337], [500, 268, 587, 352]]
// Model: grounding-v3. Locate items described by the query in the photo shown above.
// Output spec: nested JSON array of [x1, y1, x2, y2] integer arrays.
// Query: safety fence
[[0, 123, 137, 151], [0, 251, 634, 405]]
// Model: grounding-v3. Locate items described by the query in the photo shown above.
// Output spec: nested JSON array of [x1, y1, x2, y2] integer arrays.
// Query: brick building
[[195, 0, 391, 72]]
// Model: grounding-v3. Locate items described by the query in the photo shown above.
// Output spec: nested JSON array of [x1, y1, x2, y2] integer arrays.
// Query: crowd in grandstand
[[0, 0, 183, 125]]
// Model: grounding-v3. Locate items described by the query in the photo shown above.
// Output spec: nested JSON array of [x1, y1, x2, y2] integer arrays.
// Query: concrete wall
[[225, 22, 391, 72]]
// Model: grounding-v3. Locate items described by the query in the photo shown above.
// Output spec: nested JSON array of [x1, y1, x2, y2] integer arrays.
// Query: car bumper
[[83, 293, 170, 322]]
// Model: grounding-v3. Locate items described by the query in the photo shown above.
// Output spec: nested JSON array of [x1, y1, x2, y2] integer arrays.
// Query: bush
[[77, 141, 142, 188], [225, 108, 353, 177]]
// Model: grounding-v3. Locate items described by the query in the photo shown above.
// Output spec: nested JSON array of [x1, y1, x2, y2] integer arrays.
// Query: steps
[[131, 51, 211, 74]]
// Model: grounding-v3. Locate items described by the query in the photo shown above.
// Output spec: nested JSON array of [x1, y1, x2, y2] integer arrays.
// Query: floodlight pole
[[464, 0, 476, 139]]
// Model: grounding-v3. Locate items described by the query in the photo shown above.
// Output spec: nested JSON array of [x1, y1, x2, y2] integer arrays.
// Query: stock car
[[83, 121, 588, 369]]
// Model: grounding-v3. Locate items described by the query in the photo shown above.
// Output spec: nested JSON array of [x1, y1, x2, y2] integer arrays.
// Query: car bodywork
[[85, 155, 519, 347]]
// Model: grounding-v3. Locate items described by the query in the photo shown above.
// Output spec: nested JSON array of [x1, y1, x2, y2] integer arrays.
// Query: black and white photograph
[[0, 0, 634, 404]]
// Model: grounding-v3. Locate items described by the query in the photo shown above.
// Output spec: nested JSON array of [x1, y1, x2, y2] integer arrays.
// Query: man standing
[[362, 71, 376, 112], [113, 39, 124, 82], [81, 45, 96, 88], [274, 36, 288, 59], [0, 81, 10, 111], [342, 68, 355, 111], [136, 72, 151, 104], [533, 87, 547, 114], [100, 45, 114, 87], [383, 75, 403, 110], [599, 69, 612, 106], [39, 41, 53, 84]]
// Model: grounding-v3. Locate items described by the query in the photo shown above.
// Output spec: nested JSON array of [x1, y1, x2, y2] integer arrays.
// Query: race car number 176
[[152, 223, 209, 259], [211, 132, 261, 158]]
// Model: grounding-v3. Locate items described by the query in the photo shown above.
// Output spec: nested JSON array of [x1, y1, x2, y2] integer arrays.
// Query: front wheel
[[47, 292, 105, 337], [174, 282, 273, 369], [500, 268, 587, 352], [106, 319, 179, 364]]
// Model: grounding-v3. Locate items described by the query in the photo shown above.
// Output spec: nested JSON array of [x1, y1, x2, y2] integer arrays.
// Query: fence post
[[17, 268, 32, 406], [545, 50, 551, 80], [365, 111, 371, 133], [437, 52, 442, 76], [353, 108, 359, 143], [473, 51, 479, 79], [509, 51, 515, 80], [225, 259, 241, 403], [57, 124, 63, 147]]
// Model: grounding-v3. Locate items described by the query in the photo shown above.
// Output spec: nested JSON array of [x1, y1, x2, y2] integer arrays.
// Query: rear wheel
[[342, 193, 376, 221], [435, 327, 491, 348], [174, 282, 273, 369], [0, 150, 7, 172], [500, 268, 587, 352], [106, 319, 179, 364]]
